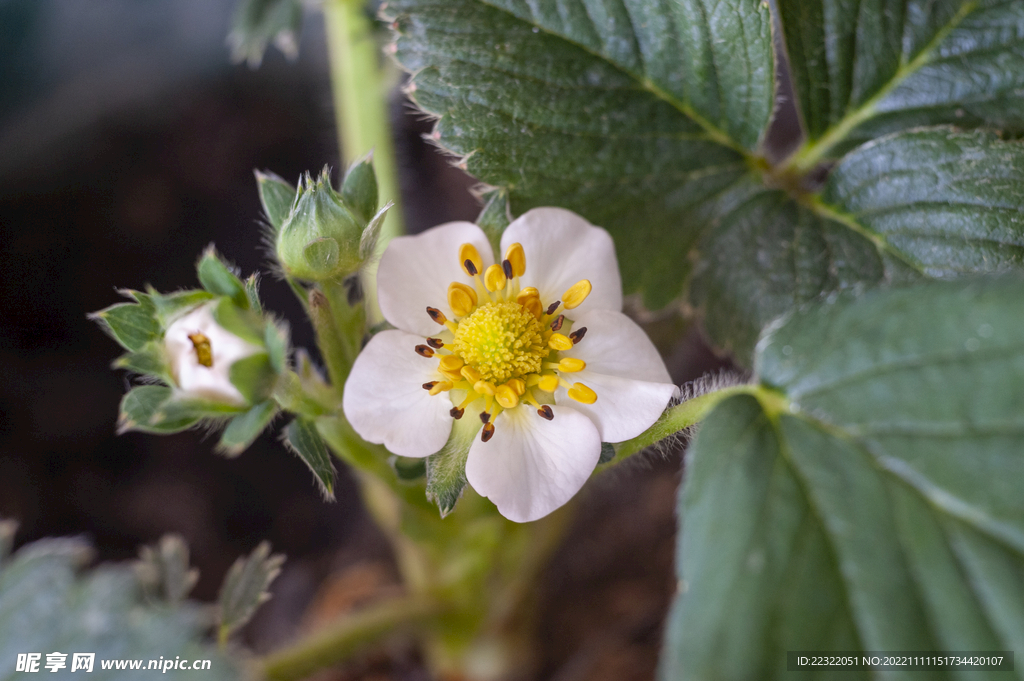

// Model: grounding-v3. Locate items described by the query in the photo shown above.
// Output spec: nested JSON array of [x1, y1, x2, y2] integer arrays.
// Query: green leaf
[[0, 537, 239, 680], [255, 169, 296, 234], [218, 401, 278, 457], [150, 289, 216, 326], [213, 296, 265, 346], [244, 274, 263, 314], [392, 456, 428, 481], [228, 0, 302, 67], [779, 0, 1024, 165], [341, 152, 379, 224], [216, 541, 284, 645], [197, 247, 248, 308], [386, 0, 773, 307], [425, 415, 480, 517], [90, 302, 161, 353], [113, 343, 169, 379], [663, 277, 1024, 678], [118, 385, 199, 434], [228, 353, 277, 404], [136, 534, 200, 604], [264, 320, 289, 374], [284, 418, 336, 500]]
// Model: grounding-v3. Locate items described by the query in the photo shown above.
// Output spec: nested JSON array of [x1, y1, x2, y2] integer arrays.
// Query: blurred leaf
[[197, 247, 248, 309], [90, 302, 161, 353], [386, 0, 773, 308], [476, 188, 511, 257], [213, 296, 265, 346], [0, 520, 16, 565], [217, 542, 285, 645], [245, 274, 264, 314], [425, 415, 480, 517], [218, 401, 278, 457], [136, 534, 200, 605], [118, 386, 199, 435], [663, 277, 1024, 678], [392, 456, 427, 481], [341, 153, 379, 225], [284, 418, 336, 500], [0, 537, 239, 680], [598, 443, 615, 465], [255, 169, 296, 234], [264, 320, 289, 374], [228, 353, 278, 405], [779, 0, 1024, 157], [228, 0, 302, 68]]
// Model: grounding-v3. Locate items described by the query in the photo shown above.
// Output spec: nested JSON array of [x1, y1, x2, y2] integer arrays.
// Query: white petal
[[378, 222, 494, 335], [342, 330, 453, 457], [466, 405, 601, 522], [554, 309, 676, 442], [500, 208, 622, 315], [165, 303, 260, 405]]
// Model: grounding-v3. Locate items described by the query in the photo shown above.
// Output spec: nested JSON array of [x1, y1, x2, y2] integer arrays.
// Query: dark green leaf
[[0, 537, 239, 680], [218, 401, 278, 457], [341, 153, 379, 224], [255, 169, 296, 234], [284, 418, 336, 500], [392, 456, 427, 481], [228, 353, 277, 404], [90, 302, 161, 353], [386, 0, 773, 307], [216, 541, 284, 644], [228, 0, 302, 67], [598, 442, 615, 465], [779, 0, 1024, 160], [664, 277, 1024, 678], [425, 415, 480, 517], [136, 534, 199, 604], [118, 385, 199, 435], [197, 247, 248, 308]]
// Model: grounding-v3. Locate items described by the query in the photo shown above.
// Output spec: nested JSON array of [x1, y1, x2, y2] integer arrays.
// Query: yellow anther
[[548, 333, 573, 351], [459, 243, 483, 276], [516, 287, 539, 304], [484, 264, 506, 292], [506, 377, 526, 396], [538, 374, 559, 393], [461, 365, 482, 383], [447, 282, 478, 317], [440, 367, 463, 382], [439, 355, 465, 372], [558, 357, 586, 373], [504, 242, 526, 277], [428, 380, 454, 396], [562, 279, 592, 310], [567, 382, 597, 404], [495, 384, 519, 409], [523, 297, 542, 319], [474, 380, 496, 396]]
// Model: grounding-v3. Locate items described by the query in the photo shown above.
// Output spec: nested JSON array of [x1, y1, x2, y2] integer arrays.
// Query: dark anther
[[481, 422, 495, 442], [427, 307, 445, 324], [426, 337, 444, 349], [422, 381, 438, 390], [502, 259, 514, 280], [546, 301, 560, 316], [550, 314, 565, 332], [464, 259, 478, 276], [479, 411, 491, 424], [569, 327, 587, 344], [537, 405, 554, 420], [450, 407, 465, 419], [415, 345, 435, 358]]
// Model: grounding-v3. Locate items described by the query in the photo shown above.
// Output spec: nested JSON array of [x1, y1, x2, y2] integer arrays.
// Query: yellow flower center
[[417, 239, 598, 442], [453, 301, 546, 382]]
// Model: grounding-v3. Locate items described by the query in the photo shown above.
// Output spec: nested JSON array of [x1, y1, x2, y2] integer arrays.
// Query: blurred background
[[0, 1, 729, 678]]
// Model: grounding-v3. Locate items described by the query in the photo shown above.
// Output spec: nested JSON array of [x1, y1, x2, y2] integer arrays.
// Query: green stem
[[260, 595, 441, 681], [324, 0, 405, 324]]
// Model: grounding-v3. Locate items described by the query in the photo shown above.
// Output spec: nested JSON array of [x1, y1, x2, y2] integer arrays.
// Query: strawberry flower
[[343, 208, 676, 522]]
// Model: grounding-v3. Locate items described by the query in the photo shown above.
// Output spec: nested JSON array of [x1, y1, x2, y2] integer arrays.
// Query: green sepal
[[340, 152, 379, 224], [302, 237, 341, 277], [113, 343, 169, 380], [213, 296, 265, 346], [359, 202, 393, 260], [135, 534, 199, 604], [244, 274, 263, 314], [476, 188, 511, 257], [228, 353, 277, 404], [264, 320, 289, 374], [391, 455, 427, 481], [598, 442, 615, 465], [90, 300, 161, 353], [425, 414, 481, 517], [197, 246, 248, 309], [227, 0, 302, 67], [254, 169, 297, 234], [149, 289, 216, 326], [118, 386, 199, 434], [218, 400, 278, 457], [216, 542, 285, 646], [150, 395, 243, 430], [283, 418, 336, 500]]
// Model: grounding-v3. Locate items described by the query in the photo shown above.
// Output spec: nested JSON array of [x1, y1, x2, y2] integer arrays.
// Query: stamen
[[439, 355, 465, 372], [562, 280, 592, 310], [523, 296, 542, 319], [479, 411, 491, 424], [537, 405, 554, 420], [495, 384, 519, 409], [567, 382, 597, 404], [516, 287, 539, 304], [474, 380, 496, 396], [504, 242, 526, 277], [550, 314, 565, 332], [427, 307, 447, 325], [461, 365, 482, 383], [506, 377, 526, 396], [546, 301, 561, 316], [569, 327, 587, 344], [501, 259, 514, 281], [429, 381, 453, 396], [481, 422, 495, 442], [459, 243, 483, 276], [188, 332, 213, 367], [538, 375, 559, 393], [426, 337, 445, 349], [484, 264, 506, 292], [558, 357, 586, 372], [548, 333, 573, 351], [415, 345, 435, 358], [448, 282, 478, 317], [450, 407, 465, 419], [422, 381, 438, 391]]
